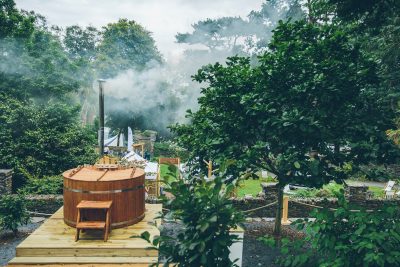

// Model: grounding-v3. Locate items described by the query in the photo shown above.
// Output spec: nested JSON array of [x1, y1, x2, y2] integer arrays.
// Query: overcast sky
[[15, 0, 264, 61]]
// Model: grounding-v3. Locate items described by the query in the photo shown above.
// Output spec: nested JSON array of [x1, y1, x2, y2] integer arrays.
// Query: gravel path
[[160, 220, 303, 267], [346, 180, 386, 188], [0, 217, 45, 266]]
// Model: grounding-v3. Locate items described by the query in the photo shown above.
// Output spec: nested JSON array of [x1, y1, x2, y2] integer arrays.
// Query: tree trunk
[[273, 185, 284, 245]]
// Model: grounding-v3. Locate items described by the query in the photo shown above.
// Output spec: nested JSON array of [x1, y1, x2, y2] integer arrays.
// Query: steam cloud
[[104, 61, 200, 135]]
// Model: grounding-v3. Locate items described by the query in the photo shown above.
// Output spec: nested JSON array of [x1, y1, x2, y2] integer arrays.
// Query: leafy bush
[[153, 141, 189, 161], [0, 100, 98, 191], [350, 164, 397, 182], [292, 182, 343, 198], [140, 176, 244, 266], [266, 194, 400, 266], [0, 194, 30, 235], [18, 175, 63, 195]]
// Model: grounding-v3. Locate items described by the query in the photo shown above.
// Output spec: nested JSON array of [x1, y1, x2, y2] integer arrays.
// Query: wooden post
[[281, 195, 291, 225], [132, 143, 145, 158], [203, 160, 212, 178], [208, 161, 212, 178]]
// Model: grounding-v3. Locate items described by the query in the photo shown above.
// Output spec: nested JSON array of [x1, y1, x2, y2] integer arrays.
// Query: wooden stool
[[75, 200, 112, 242]]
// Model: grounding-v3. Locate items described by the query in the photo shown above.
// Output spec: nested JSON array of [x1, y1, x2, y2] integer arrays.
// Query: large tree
[[0, 0, 97, 189], [96, 19, 162, 78], [172, 20, 399, 237], [176, 0, 305, 55], [0, 97, 97, 188]]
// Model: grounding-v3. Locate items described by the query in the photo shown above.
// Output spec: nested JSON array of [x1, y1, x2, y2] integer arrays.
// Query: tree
[[0, 0, 97, 189], [0, 7, 80, 101], [141, 176, 244, 267], [64, 25, 101, 123], [176, 17, 250, 52], [176, 0, 305, 55], [0, 96, 97, 189], [0, 0, 35, 39], [96, 19, 162, 78], [172, 20, 399, 238]]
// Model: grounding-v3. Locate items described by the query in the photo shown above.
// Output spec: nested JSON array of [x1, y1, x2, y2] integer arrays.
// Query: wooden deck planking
[[10, 257, 158, 264], [9, 204, 162, 265]]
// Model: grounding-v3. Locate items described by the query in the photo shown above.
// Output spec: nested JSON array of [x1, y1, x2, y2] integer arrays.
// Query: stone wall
[[231, 196, 400, 218], [345, 184, 369, 202], [0, 169, 13, 196], [261, 182, 279, 202], [232, 197, 273, 217], [22, 190, 400, 218], [25, 195, 63, 214]]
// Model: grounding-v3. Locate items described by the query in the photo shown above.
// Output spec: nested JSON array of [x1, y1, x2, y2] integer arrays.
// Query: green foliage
[[293, 182, 343, 198], [0, 97, 97, 189], [18, 175, 63, 195], [153, 141, 189, 161], [176, 0, 305, 54], [274, 195, 400, 267], [96, 18, 162, 78], [172, 19, 393, 186], [139, 176, 244, 267], [172, 18, 398, 236], [0, 194, 30, 235], [0, 1, 98, 190], [237, 177, 273, 197], [368, 186, 385, 199], [159, 164, 178, 183], [356, 165, 397, 182]]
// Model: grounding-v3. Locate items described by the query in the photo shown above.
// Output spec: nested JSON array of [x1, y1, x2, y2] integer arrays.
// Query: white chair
[[386, 190, 395, 199], [384, 180, 396, 199]]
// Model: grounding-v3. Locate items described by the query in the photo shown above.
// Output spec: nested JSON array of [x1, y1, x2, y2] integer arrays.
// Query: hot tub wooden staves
[[62, 165, 145, 229]]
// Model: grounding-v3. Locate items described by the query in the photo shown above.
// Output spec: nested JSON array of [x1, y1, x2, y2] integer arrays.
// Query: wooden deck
[[9, 204, 162, 266]]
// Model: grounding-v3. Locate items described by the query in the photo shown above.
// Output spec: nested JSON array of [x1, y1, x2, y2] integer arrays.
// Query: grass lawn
[[159, 164, 179, 183], [368, 185, 385, 198], [237, 178, 271, 197]]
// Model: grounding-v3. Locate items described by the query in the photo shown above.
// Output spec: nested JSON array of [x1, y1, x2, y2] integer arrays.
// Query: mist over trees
[[172, 0, 400, 237], [176, 0, 304, 55], [0, 0, 332, 188], [0, 0, 97, 188]]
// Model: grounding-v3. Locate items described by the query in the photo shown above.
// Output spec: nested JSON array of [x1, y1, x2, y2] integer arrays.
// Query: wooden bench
[[75, 200, 112, 242]]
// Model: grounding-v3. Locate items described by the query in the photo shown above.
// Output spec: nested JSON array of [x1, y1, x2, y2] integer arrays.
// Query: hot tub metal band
[[63, 185, 144, 194]]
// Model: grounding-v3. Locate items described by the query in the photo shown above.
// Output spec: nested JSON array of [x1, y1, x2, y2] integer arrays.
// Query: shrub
[[18, 175, 63, 195], [293, 182, 343, 198], [265, 193, 400, 266], [351, 164, 397, 182], [140, 176, 244, 266], [153, 141, 189, 161], [0, 194, 30, 235]]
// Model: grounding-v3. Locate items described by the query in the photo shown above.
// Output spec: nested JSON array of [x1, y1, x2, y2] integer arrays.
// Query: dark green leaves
[[0, 194, 30, 235], [277, 199, 400, 267], [138, 176, 244, 267]]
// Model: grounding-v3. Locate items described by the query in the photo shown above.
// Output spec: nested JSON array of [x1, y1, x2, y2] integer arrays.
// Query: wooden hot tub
[[62, 165, 145, 229]]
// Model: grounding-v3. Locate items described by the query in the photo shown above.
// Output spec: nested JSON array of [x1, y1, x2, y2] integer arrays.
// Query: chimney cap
[[98, 79, 106, 83]]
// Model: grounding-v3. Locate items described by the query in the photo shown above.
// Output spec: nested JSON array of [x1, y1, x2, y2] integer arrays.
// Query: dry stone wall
[[20, 184, 400, 218]]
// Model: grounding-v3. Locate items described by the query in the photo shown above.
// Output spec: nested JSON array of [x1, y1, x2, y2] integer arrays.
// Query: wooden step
[[11, 204, 162, 263], [8, 256, 158, 265], [77, 200, 113, 209], [16, 247, 158, 257], [76, 221, 106, 229]]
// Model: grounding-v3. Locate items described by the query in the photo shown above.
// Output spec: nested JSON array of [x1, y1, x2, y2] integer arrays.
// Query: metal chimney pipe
[[98, 79, 106, 157]]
